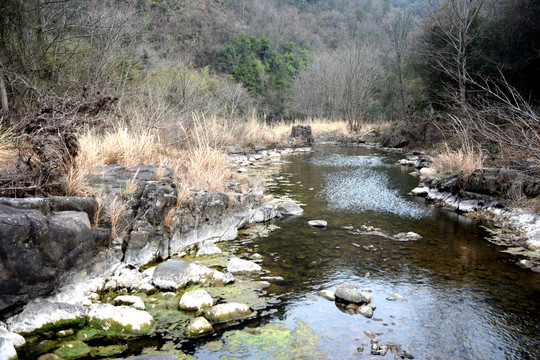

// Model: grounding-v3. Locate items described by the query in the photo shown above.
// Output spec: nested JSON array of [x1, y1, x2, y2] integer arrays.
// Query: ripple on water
[[320, 167, 428, 219]]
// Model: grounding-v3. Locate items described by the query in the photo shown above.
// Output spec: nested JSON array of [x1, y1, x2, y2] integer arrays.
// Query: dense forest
[[0, 0, 539, 196]]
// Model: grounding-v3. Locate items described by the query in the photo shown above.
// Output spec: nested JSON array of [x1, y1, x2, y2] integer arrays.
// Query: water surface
[[193, 145, 540, 360]]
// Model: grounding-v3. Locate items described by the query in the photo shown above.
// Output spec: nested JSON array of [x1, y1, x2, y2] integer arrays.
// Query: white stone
[[227, 258, 262, 274], [0, 325, 25, 348], [411, 186, 429, 196], [114, 295, 145, 310], [357, 304, 374, 318], [0, 338, 17, 360], [6, 299, 86, 334], [308, 220, 327, 228], [319, 290, 335, 301], [179, 290, 214, 311], [87, 304, 153, 332]]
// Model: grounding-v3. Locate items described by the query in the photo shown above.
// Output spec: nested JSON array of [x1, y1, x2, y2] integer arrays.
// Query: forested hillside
[[0, 0, 538, 197]]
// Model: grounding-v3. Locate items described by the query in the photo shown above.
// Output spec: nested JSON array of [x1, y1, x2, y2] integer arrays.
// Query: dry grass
[[0, 126, 17, 170], [66, 115, 353, 204], [109, 195, 127, 239], [432, 143, 483, 178]]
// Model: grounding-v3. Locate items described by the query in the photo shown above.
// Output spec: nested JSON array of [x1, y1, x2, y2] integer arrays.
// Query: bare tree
[[385, 10, 414, 120], [421, 0, 486, 109], [340, 42, 383, 131]]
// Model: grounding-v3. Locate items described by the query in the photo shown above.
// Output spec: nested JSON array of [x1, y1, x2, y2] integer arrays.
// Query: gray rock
[[179, 290, 213, 311], [253, 203, 280, 223], [152, 260, 219, 290], [356, 304, 374, 318], [205, 303, 253, 324], [6, 299, 86, 334], [289, 125, 314, 147], [277, 202, 304, 216], [227, 258, 262, 274], [308, 220, 327, 228], [335, 284, 372, 304], [196, 241, 222, 256], [0, 204, 95, 313]]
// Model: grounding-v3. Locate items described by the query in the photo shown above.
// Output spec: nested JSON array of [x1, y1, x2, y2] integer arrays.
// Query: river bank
[[331, 134, 540, 271], [0, 142, 312, 360]]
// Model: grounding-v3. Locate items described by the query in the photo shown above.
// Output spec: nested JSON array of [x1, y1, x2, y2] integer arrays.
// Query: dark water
[[193, 145, 540, 359]]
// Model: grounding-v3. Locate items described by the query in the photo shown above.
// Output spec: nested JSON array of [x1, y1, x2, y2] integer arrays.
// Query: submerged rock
[[335, 285, 372, 304], [277, 202, 304, 216], [393, 232, 423, 241], [185, 317, 214, 338], [205, 303, 254, 324], [179, 290, 213, 311], [227, 258, 262, 274], [308, 220, 327, 228], [196, 241, 222, 256], [53, 340, 91, 359], [87, 304, 154, 333]]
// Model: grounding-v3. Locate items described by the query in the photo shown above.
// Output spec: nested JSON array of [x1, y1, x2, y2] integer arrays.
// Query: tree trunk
[[0, 48, 8, 114]]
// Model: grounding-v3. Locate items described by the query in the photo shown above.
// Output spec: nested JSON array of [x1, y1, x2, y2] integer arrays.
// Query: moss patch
[[217, 319, 326, 359], [53, 341, 91, 359]]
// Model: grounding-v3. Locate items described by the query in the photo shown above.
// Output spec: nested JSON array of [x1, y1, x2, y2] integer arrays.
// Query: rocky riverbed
[[0, 142, 311, 360]]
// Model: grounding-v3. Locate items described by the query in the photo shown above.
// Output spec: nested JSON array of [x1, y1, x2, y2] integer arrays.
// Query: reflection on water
[[187, 145, 540, 359]]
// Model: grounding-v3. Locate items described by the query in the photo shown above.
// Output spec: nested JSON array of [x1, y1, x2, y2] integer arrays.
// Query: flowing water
[[192, 145, 540, 360]]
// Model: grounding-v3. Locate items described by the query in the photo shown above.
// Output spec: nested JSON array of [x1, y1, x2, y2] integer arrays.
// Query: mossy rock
[[219, 319, 327, 359], [53, 341, 91, 359], [90, 344, 128, 357]]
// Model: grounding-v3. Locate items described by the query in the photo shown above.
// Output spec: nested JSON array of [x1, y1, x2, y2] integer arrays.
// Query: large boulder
[[0, 204, 95, 313], [289, 125, 314, 147]]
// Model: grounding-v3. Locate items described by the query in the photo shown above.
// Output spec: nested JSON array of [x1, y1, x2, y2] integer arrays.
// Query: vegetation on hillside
[[0, 0, 538, 199]]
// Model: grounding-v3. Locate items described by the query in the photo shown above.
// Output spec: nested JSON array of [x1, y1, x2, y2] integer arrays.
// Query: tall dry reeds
[[432, 143, 483, 178]]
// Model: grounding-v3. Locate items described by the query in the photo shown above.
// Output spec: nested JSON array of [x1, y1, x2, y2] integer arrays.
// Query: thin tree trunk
[[0, 48, 8, 114]]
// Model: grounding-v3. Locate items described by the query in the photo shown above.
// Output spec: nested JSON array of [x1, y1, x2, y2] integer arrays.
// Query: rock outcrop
[[0, 164, 278, 316]]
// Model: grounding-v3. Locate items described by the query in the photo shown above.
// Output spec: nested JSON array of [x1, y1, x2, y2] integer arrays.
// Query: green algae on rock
[[218, 319, 326, 359], [52, 340, 91, 359]]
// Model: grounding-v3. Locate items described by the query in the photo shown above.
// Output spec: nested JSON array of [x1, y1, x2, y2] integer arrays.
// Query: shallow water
[[192, 145, 540, 360]]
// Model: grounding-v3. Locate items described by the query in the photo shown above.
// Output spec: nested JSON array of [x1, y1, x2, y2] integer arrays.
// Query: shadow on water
[[194, 145, 540, 360]]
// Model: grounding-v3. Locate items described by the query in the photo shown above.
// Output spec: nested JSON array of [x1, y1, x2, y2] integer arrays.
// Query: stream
[[192, 145, 540, 359], [15, 145, 540, 360]]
